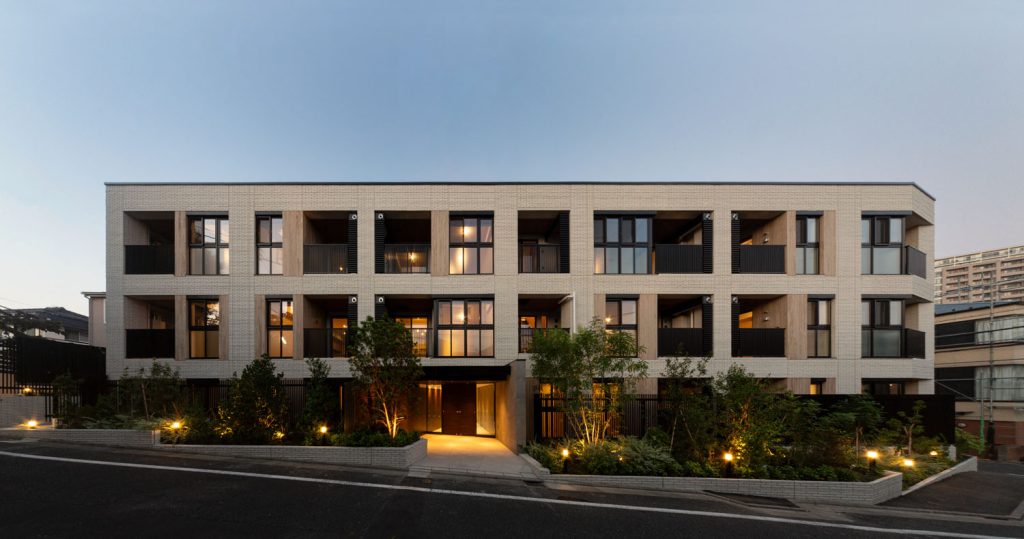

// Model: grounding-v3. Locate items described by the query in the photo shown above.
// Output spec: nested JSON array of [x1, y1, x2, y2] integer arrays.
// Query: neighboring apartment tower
[[935, 301, 1024, 460], [935, 245, 1024, 304], [105, 182, 935, 450]]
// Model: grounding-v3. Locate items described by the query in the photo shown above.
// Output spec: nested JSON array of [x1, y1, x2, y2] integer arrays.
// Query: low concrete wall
[[902, 456, 978, 495], [545, 471, 903, 506], [0, 395, 47, 428], [156, 438, 428, 469], [0, 428, 160, 447]]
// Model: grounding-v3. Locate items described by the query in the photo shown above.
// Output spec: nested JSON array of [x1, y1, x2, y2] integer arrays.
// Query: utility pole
[[987, 277, 997, 457]]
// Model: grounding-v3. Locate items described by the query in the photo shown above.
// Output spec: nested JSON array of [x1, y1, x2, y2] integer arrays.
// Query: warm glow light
[[170, 421, 182, 430], [21, 387, 33, 395], [929, 450, 938, 457], [26, 420, 38, 428], [319, 426, 328, 434], [458, 313, 465, 321], [561, 448, 570, 458], [902, 458, 915, 467], [866, 450, 879, 460], [409, 253, 416, 261], [281, 336, 287, 345], [274, 431, 285, 439], [604, 317, 612, 324], [723, 452, 734, 462]]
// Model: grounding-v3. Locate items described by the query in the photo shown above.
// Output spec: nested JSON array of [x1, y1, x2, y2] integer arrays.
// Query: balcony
[[734, 328, 786, 357], [519, 327, 568, 353], [124, 245, 174, 275], [125, 329, 175, 359], [904, 246, 927, 278], [654, 245, 703, 274], [657, 328, 706, 357], [862, 328, 927, 358], [304, 244, 349, 274], [519, 244, 560, 274], [304, 328, 348, 358], [737, 245, 786, 274], [384, 243, 430, 273]]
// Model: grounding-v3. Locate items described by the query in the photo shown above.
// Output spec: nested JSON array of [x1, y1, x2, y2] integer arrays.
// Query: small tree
[[888, 400, 926, 454], [348, 316, 423, 438], [301, 358, 339, 431], [713, 364, 784, 474], [117, 361, 184, 419], [831, 395, 884, 458], [661, 356, 713, 457], [530, 318, 648, 446], [218, 355, 289, 443]]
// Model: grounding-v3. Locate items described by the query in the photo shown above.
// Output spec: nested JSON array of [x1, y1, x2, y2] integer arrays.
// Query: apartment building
[[106, 182, 935, 449], [935, 301, 1024, 460], [935, 245, 1024, 304]]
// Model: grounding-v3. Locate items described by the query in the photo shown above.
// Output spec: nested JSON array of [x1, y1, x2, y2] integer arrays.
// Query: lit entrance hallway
[[413, 434, 541, 480]]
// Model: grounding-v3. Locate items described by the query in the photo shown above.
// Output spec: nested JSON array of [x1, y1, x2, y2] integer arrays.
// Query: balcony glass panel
[[872, 247, 901, 274]]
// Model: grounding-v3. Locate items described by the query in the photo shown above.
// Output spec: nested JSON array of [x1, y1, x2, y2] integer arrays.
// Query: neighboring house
[[935, 301, 1024, 460], [105, 181, 935, 450], [82, 292, 107, 348], [935, 245, 1024, 304], [14, 307, 89, 344]]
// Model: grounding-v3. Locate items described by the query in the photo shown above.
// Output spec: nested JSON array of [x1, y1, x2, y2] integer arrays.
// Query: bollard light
[[902, 458, 915, 467], [170, 421, 182, 430], [26, 419, 38, 428], [723, 452, 734, 462], [319, 425, 328, 434], [866, 450, 879, 460], [929, 450, 938, 457], [561, 448, 570, 458]]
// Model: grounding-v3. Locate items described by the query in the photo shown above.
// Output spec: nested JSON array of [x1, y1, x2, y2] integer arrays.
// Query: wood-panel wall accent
[[174, 295, 188, 360], [218, 295, 229, 360], [560, 296, 575, 332], [752, 296, 788, 329], [786, 294, 808, 360], [637, 294, 658, 360], [174, 211, 188, 277], [820, 210, 837, 276], [593, 294, 606, 325], [786, 378, 811, 394], [784, 211, 796, 275], [430, 210, 449, 276], [823, 378, 837, 394], [292, 294, 304, 360], [254, 294, 266, 357], [283, 211, 303, 276]]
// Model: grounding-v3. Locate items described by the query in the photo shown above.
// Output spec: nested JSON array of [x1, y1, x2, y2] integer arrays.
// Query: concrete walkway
[[411, 434, 540, 480]]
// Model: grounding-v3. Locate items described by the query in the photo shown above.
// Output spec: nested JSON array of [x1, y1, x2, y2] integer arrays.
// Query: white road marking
[[0, 450, 1014, 539]]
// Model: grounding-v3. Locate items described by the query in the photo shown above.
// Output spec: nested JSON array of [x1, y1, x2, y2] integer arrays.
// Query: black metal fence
[[125, 329, 175, 359], [734, 328, 786, 357], [737, 245, 786, 273], [533, 394, 662, 440], [657, 328, 706, 357], [304, 244, 349, 274], [124, 244, 174, 274], [654, 244, 703, 274]]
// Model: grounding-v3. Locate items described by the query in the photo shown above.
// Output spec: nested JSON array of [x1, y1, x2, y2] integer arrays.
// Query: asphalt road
[[0, 441, 1020, 539]]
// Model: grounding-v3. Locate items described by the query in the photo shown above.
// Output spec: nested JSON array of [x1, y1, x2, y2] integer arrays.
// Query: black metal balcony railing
[[657, 328, 706, 357], [861, 328, 927, 358], [519, 327, 568, 353], [519, 244, 561, 273], [304, 328, 348, 358], [383, 243, 430, 273], [904, 246, 927, 278], [654, 245, 703, 274], [734, 328, 786, 357], [304, 244, 348, 274], [125, 329, 175, 359], [737, 245, 786, 273], [124, 245, 174, 275]]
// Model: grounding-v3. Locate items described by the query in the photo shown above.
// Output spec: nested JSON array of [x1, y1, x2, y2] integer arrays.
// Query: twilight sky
[[1, 1, 1022, 315]]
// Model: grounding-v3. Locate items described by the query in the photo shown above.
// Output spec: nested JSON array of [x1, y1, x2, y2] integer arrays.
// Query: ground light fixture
[[320, 426, 328, 434], [21, 386, 33, 395], [560, 448, 570, 473], [929, 450, 939, 457], [561, 448, 570, 458], [866, 450, 879, 472], [723, 452, 734, 462], [902, 458, 915, 468], [26, 419, 38, 428], [169, 421, 182, 430]]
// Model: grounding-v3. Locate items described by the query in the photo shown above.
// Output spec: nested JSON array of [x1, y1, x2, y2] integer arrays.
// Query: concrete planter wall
[[156, 438, 428, 469], [0, 428, 160, 447], [902, 456, 978, 495], [545, 470, 904, 506], [0, 395, 48, 428]]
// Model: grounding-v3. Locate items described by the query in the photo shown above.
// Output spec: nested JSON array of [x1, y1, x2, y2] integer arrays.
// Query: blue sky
[[1, 1, 1022, 314]]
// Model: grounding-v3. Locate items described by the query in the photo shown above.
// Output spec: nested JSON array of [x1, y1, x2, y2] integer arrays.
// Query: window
[[809, 379, 824, 395], [862, 298, 904, 357], [266, 299, 294, 358], [807, 299, 831, 358], [435, 299, 494, 357], [256, 215, 283, 275], [394, 317, 429, 357], [449, 216, 494, 275], [189, 216, 230, 275], [594, 215, 650, 274], [189, 299, 220, 359], [796, 215, 819, 275], [977, 316, 1024, 344], [604, 299, 638, 344], [861, 216, 904, 275], [862, 381, 904, 396]]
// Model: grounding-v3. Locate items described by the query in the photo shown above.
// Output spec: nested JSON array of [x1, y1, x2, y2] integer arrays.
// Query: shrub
[[525, 442, 562, 473], [331, 428, 420, 447], [954, 427, 983, 457], [217, 355, 289, 444], [617, 436, 682, 477], [301, 358, 340, 433], [579, 441, 621, 475]]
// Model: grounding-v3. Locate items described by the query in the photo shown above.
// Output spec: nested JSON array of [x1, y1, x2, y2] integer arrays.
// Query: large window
[[594, 216, 650, 274], [256, 215, 283, 275], [436, 299, 494, 357], [394, 317, 429, 357], [862, 298, 904, 357], [861, 216, 904, 275], [189, 299, 220, 359], [189, 216, 230, 275], [604, 298, 638, 342], [796, 215, 819, 275], [807, 299, 831, 358], [449, 216, 494, 275], [266, 299, 294, 358], [862, 381, 905, 396], [977, 316, 1024, 344]]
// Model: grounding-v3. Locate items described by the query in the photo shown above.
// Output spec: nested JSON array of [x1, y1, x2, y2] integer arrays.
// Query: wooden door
[[441, 383, 476, 436]]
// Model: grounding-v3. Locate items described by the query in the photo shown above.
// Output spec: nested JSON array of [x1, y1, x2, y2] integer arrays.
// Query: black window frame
[[266, 298, 294, 359], [604, 298, 639, 355], [393, 316, 430, 358], [449, 214, 494, 275], [189, 216, 230, 275], [861, 298, 905, 358], [796, 215, 820, 275], [256, 214, 284, 275], [434, 299, 495, 358], [861, 216, 905, 275], [807, 298, 831, 358], [594, 215, 652, 275], [188, 298, 220, 359]]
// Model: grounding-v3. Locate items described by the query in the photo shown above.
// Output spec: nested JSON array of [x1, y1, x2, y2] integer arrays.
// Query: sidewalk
[[410, 434, 540, 479]]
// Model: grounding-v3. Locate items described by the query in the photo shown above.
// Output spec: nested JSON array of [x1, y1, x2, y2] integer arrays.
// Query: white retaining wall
[[156, 438, 428, 469], [0, 428, 160, 447], [0, 395, 47, 428]]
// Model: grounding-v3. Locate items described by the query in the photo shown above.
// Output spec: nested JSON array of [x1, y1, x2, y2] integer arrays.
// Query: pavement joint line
[[0, 449, 1015, 539]]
